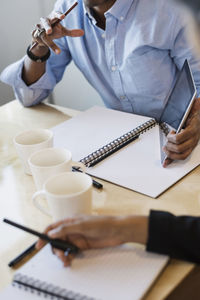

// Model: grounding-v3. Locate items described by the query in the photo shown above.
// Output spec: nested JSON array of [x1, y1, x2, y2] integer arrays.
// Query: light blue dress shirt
[[1, 0, 200, 119]]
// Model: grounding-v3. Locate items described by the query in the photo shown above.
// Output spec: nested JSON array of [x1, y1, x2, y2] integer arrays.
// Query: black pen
[[88, 134, 140, 167], [3, 219, 79, 255], [72, 167, 103, 189], [8, 242, 37, 267]]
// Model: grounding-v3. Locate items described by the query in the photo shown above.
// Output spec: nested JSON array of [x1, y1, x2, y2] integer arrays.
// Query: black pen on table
[[8, 241, 37, 268], [3, 218, 79, 264], [72, 167, 103, 189]]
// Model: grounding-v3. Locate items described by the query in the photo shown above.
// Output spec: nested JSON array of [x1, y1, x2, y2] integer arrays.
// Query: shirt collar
[[105, 0, 135, 22], [82, 1, 97, 24], [82, 0, 135, 23]]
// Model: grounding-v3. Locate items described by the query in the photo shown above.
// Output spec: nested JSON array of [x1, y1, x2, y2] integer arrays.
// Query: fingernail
[[48, 227, 60, 236], [35, 242, 40, 250], [48, 232, 56, 238], [47, 29, 52, 34]]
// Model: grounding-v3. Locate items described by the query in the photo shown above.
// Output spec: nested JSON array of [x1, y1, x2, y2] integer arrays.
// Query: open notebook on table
[[0, 244, 168, 300], [51, 105, 200, 198]]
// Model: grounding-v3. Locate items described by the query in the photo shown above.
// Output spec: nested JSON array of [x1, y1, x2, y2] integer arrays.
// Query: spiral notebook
[[51, 105, 200, 198], [1, 244, 168, 300]]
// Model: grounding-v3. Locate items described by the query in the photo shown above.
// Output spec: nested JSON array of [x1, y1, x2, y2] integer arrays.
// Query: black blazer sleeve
[[146, 210, 200, 264]]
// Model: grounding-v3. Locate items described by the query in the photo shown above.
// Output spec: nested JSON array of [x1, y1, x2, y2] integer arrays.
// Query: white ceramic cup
[[13, 129, 53, 175], [32, 172, 92, 221], [28, 147, 85, 191]]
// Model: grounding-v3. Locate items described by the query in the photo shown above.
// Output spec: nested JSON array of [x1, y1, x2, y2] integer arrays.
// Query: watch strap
[[26, 45, 51, 63]]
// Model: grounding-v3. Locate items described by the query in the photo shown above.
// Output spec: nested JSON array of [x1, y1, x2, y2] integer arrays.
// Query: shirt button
[[101, 33, 105, 38], [120, 96, 126, 100], [111, 65, 117, 71], [120, 16, 124, 21]]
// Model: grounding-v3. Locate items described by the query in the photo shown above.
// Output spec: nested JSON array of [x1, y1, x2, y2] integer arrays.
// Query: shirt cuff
[[1, 56, 56, 106], [146, 210, 200, 263], [146, 210, 173, 256], [1, 56, 56, 89]]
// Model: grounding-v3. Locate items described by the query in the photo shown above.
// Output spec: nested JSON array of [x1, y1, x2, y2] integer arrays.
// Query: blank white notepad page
[[16, 244, 168, 300]]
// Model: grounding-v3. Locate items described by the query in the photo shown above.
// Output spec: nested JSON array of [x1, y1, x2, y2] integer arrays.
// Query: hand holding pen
[[4, 218, 79, 267], [31, 2, 84, 54]]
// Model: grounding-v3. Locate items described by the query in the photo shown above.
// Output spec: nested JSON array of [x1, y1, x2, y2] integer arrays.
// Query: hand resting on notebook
[[36, 210, 200, 265], [163, 98, 200, 167], [36, 215, 148, 266]]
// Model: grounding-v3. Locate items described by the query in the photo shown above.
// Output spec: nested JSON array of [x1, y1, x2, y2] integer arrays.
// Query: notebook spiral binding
[[159, 122, 170, 136], [80, 118, 157, 167], [13, 273, 95, 300]]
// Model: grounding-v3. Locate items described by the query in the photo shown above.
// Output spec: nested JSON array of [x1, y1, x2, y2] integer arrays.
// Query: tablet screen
[[160, 60, 196, 132]]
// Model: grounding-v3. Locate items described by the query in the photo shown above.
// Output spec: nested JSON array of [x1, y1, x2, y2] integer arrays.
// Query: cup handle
[[32, 190, 51, 217], [71, 161, 86, 173]]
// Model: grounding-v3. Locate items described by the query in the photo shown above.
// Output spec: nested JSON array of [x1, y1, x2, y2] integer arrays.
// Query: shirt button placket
[[105, 15, 129, 110], [111, 65, 117, 72]]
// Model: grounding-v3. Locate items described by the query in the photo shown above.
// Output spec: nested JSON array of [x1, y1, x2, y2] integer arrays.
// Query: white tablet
[[159, 59, 197, 164], [160, 59, 196, 133]]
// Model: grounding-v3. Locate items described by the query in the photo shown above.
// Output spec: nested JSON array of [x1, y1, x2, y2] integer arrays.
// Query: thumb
[[48, 223, 82, 240], [167, 129, 176, 136], [162, 157, 173, 168]]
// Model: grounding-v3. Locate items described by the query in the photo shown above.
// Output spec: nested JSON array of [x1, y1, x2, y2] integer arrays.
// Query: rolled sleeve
[[0, 34, 71, 106], [0, 56, 57, 107]]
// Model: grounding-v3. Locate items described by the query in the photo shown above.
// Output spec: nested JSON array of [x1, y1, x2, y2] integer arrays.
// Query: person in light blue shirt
[[1, 0, 200, 166]]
